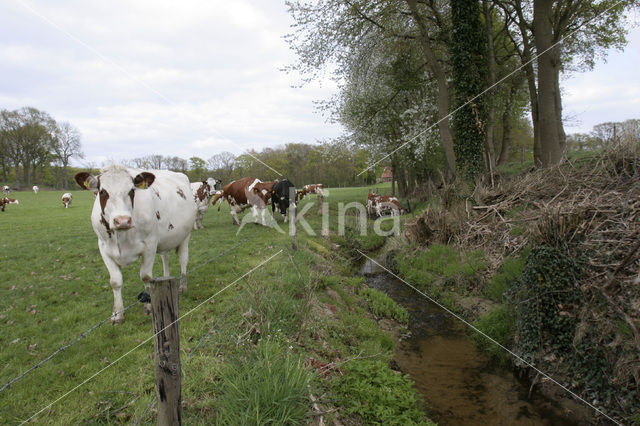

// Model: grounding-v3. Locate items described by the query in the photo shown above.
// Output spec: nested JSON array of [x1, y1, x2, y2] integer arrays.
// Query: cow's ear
[[75, 172, 98, 190], [133, 172, 155, 189]]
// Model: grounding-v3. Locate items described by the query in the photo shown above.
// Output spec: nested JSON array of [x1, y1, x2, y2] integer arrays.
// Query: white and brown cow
[[32, 185, 39, 194], [61, 193, 73, 208], [2, 185, 10, 195], [0, 197, 19, 212], [190, 177, 220, 229], [75, 165, 197, 324], [368, 193, 404, 217], [299, 183, 323, 200], [212, 177, 275, 226]]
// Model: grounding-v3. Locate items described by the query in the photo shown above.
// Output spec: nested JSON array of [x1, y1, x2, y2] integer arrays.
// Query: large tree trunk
[[508, 1, 541, 166], [396, 162, 407, 198], [63, 162, 69, 190], [533, 0, 566, 167], [406, 0, 456, 180]]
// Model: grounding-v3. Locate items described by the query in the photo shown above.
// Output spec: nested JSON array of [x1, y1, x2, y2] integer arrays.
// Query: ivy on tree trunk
[[451, 0, 489, 180]]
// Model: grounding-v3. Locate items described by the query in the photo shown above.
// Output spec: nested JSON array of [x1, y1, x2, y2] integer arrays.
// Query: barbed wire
[[21, 249, 283, 424], [133, 271, 258, 425], [0, 234, 257, 396], [0, 298, 140, 394]]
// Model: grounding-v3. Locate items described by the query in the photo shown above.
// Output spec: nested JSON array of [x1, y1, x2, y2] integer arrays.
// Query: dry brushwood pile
[[405, 141, 640, 418]]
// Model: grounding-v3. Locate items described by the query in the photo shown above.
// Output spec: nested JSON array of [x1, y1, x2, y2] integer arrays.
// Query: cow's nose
[[113, 216, 132, 229]]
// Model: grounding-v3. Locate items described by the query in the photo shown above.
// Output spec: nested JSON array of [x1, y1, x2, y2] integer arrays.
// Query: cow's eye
[[99, 189, 107, 197]]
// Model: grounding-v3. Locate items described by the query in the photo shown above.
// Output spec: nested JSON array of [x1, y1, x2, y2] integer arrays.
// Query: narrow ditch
[[360, 258, 589, 425]]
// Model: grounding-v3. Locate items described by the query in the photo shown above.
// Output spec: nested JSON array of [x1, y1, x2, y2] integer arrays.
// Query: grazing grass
[[0, 184, 428, 424]]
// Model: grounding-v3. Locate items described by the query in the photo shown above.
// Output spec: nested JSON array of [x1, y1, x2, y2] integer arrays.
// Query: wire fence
[[133, 272, 258, 425], [0, 233, 257, 396]]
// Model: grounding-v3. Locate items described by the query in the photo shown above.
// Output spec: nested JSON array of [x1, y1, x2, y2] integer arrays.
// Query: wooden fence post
[[150, 276, 182, 426], [316, 194, 324, 216]]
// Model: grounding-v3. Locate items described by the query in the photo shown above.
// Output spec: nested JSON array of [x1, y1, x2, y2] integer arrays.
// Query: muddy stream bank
[[359, 258, 590, 425]]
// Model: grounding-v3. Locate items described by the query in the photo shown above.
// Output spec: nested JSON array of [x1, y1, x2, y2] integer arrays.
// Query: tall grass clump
[[470, 306, 515, 364], [485, 250, 528, 302], [215, 341, 311, 425], [397, 244, 487, 291], [359, 287, 408, 324]]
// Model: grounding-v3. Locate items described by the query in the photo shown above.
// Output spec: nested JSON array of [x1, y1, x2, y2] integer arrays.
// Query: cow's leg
[[160, 252, 170, 276], [139, 247, 157, 316], [261, 207, 267, 226], [177, 234, 191, 293], [251, 205, 259, 223], [99, 247, 126, 324], [230, 206, 241, 225]]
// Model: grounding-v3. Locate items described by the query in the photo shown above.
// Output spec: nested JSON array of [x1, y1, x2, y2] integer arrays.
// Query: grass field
[[0, 183, 429, 424]]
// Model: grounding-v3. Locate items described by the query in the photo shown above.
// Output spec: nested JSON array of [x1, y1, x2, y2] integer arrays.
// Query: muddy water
[[360, 259, 584, 426]]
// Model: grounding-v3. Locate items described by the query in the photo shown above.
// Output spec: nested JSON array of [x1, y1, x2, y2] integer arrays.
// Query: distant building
[[381, 166, 393, 183]]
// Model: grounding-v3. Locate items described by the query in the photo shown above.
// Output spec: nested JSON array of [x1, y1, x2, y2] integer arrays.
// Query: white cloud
[[563, 26, 640, 133], [2, 1, 637, 166]]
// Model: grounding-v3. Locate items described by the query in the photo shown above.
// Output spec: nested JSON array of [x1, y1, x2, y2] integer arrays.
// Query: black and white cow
[[271, 179, 296, 222], [75, 165, 197, 324]]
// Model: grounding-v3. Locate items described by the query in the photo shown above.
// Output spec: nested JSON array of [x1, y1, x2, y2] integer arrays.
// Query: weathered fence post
[[316, 194, 324, 216], [150, 276, 182, 426]]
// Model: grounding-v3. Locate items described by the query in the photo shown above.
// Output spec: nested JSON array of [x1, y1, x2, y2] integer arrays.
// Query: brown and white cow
[[61, 192, 72, 208], [368, 193, 404, 217], [32, 185, 39, 194], [190, 177, 220, 229], [299, 183, 323, 200], [75, 165, 197, 324], [0, 197, 19, 212], [212, 177, 275, 225]]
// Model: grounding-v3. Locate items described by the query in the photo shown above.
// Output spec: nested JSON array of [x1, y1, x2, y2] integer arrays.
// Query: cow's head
[[75, 166, 155, 230], [252, 181, 276, 204], [204, 177, 221, 195]]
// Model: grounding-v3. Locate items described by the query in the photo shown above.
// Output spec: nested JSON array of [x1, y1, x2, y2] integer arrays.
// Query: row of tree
[[119, 142, 382, 188], [1, 102, 635, 192], [567, 118, 640, 152], [0, 107, 84, 189], [284, 0, 635, 193]]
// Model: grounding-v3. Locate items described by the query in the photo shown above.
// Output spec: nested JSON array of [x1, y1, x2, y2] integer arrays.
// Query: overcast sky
[[0, 1, 638, 167]]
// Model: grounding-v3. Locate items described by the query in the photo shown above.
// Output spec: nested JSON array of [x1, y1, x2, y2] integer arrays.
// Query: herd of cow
[[3, 166, 403, 323]]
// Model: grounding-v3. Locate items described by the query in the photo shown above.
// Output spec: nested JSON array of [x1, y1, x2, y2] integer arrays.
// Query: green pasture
[[0, 183, 427, 424]]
